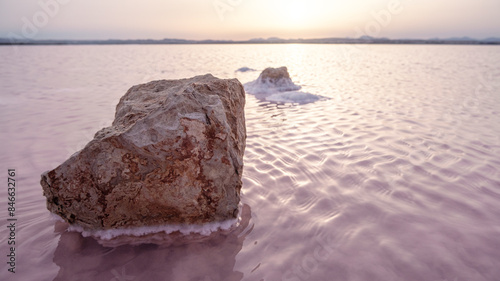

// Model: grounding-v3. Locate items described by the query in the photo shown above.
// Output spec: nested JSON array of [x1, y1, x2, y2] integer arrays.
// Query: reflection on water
[[53, 205, 252, 281]]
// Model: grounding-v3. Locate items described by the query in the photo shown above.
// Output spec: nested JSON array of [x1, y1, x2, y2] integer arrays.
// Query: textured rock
[[244, 66, 301, 95], [41, 74, 246, 230], [259, 67, 293, 85], [256, 66, 301, 92]]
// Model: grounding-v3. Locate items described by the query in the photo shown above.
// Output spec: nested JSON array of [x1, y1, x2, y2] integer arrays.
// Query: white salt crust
[[51, 205, 242, 240]]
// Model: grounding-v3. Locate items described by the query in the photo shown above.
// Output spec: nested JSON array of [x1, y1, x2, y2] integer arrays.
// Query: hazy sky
[[1, 0, 499, 40]]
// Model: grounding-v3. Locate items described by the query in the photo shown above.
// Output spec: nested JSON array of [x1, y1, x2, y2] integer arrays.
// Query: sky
[[0, 0, 499, 40]]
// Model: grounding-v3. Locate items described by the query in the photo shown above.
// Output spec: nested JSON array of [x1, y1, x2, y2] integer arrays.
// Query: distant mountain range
[[1, 36, 499, 45]]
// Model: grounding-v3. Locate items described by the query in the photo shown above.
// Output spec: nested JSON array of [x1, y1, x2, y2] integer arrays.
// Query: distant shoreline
[[1, 37, 500, 46]]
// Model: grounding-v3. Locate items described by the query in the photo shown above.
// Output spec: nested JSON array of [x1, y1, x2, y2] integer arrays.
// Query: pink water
[[1, 44, 500, 281]]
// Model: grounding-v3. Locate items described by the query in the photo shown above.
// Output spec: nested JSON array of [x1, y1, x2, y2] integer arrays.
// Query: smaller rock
[[235, 67, 256, 72], [244, 66, 301, 95], [244, 66, 327, 105]]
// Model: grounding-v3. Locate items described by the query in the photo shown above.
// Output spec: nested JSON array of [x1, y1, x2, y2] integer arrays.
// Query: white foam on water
[[58, 203, 244, 240], [66, 217, 240, 240], [265, 91, 325, 104], [244, 79, 301, 95]]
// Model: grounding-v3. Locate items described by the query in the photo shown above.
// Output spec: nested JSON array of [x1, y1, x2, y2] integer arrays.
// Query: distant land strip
[[1, 36, 500, 45]]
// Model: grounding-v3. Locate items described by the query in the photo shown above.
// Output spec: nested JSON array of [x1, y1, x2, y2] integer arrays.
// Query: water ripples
[[241, 45, 500, 280], [1, 44, 500, 280]]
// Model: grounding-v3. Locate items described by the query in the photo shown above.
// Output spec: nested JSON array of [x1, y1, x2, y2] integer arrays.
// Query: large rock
[[41, 74, 246, 230]]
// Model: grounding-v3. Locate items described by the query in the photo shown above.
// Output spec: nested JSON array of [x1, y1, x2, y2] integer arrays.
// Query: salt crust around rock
[[41, 74, 246, 231], [244, 66, 301, 95], [244, 66, 326, 105]]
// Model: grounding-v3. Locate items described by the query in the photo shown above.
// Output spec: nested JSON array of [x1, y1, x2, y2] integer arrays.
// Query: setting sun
[[284, 0, 310, 24]]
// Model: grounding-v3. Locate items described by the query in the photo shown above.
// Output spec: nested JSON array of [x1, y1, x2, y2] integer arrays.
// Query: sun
[[284, 0, 310, 25]]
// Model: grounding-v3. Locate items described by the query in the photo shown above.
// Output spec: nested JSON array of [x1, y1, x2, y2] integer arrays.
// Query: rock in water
[[41, 74, 246, 230], [244, 66, 327, 105], [244, 66, 301, 94]]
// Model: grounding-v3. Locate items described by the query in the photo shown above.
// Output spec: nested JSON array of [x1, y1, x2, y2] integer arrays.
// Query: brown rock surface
[[259, 66, 292, 83], [41, 74, 246, 230]]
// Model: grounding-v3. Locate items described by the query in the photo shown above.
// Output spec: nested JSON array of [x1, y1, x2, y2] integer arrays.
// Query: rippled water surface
[[1, 44, 500, 281]]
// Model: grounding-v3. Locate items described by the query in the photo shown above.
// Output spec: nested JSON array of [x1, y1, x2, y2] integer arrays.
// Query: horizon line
[[2, 35, 500, 45]]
